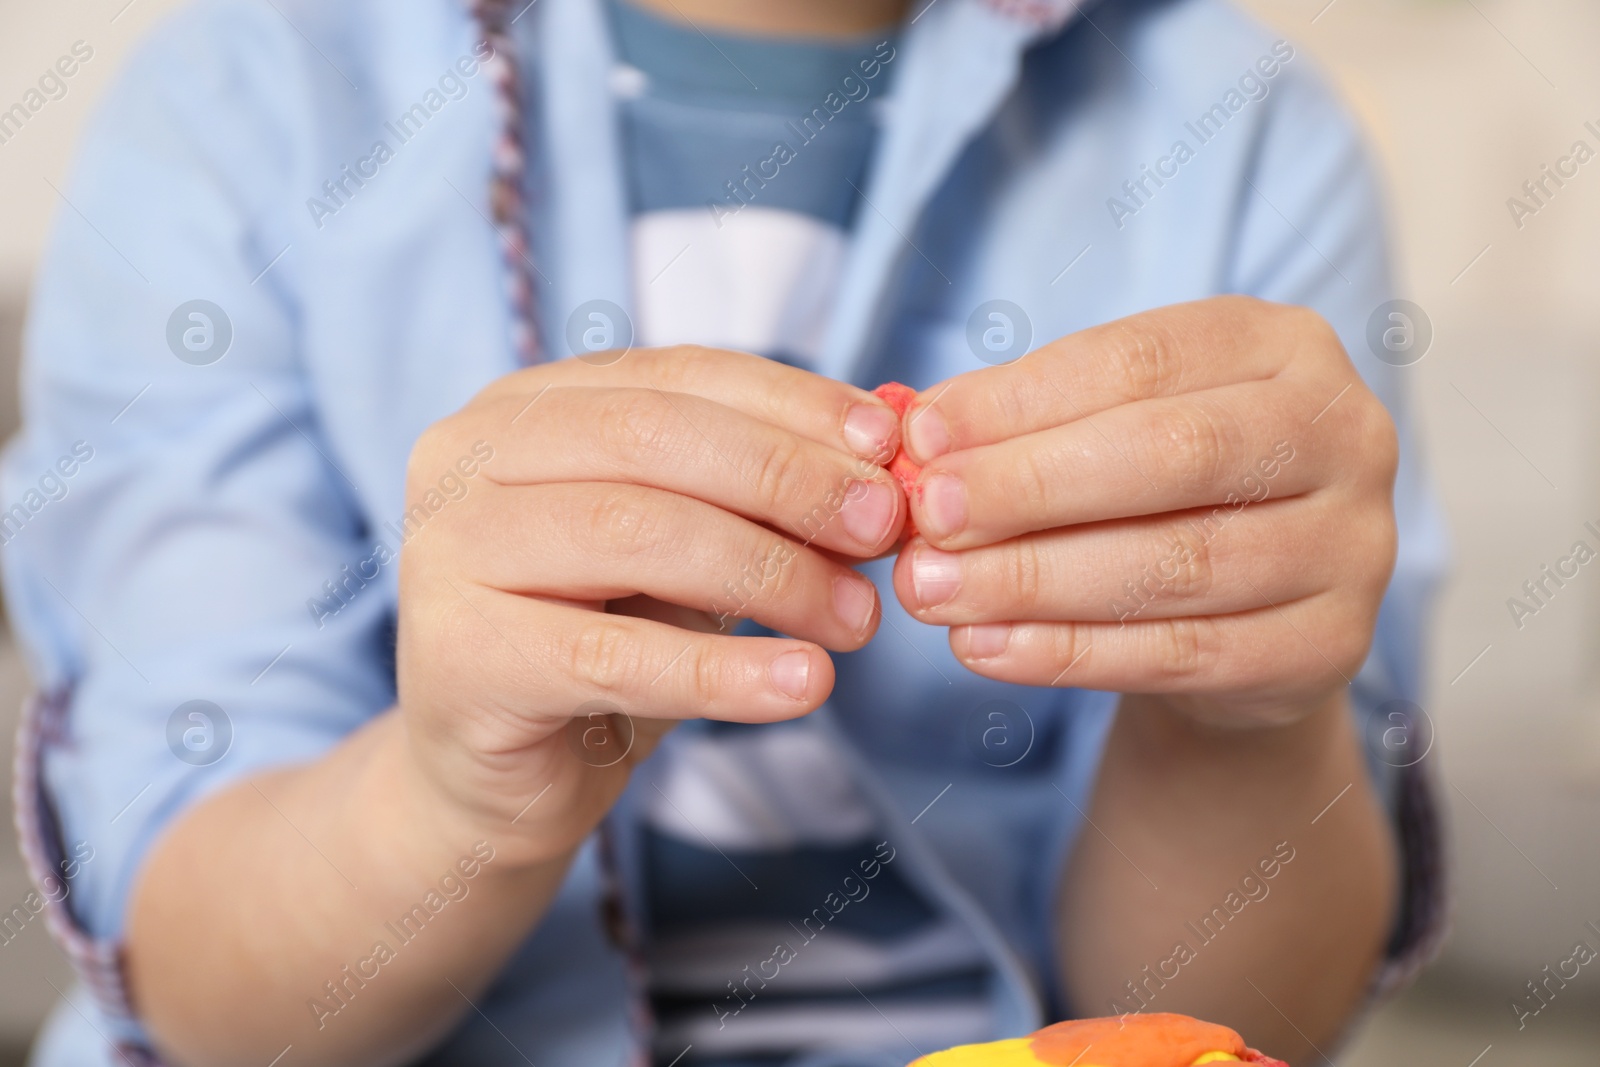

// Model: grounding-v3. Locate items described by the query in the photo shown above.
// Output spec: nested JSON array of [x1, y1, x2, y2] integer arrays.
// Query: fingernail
[[769, 649, 812, 699], [960, 623, 1011, 659], [833, 574, 877, 634], [920, 473, 967, 538], [906, 404, 949, 463], [911, 545, 962, 607], [843, 403, 897, 460], [840, 480, 896, 547]]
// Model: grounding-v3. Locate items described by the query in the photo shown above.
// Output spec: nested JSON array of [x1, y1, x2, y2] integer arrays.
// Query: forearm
[[126, 710, 574, 1067], [1056, 690, 1397, 1059]]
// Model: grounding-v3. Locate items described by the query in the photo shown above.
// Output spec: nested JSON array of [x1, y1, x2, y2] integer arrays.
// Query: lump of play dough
[[907, 1013, 1291, 1067], [873, 381, 922, 539]]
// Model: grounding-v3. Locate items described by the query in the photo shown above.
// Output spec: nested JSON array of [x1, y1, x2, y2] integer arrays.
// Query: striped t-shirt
[[605, 5, 999, 1064], [610, 0, 897, 368]]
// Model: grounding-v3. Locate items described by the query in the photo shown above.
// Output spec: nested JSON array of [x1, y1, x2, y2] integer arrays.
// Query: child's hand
[[888, 296, 1398, 727], [395, 346, 904, 865]]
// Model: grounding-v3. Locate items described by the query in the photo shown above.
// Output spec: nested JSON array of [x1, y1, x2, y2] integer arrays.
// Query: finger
[[903, 297, 1322, 463], [892, 496, 1376, 625], [446, 482, 881, 651], [911, 382, 1318, 549], [942, 598, 1372, 703], [476, 345, 901, 463], [428, 583, 834, 724], [433, 387, 904, 556]]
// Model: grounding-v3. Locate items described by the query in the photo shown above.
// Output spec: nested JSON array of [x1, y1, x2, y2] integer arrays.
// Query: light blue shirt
[[6, 0, 1446, 1064]]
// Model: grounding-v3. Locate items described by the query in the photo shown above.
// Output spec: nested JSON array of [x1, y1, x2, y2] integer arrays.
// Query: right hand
[[395, 346, 906, 867]]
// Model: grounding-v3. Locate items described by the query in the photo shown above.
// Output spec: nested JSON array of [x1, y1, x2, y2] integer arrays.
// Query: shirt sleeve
[[3, 1, 396, 1044], [1224, 52, 1450, 1002]]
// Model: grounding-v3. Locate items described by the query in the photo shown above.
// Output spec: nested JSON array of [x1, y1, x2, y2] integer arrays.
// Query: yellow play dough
[[911, 1039, 1047, 1065], [910, 1040, 1244, 1066]]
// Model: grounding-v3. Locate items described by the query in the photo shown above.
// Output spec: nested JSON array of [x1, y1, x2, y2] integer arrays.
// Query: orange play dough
[[872, 381, 922, 539], [906, 1013, 1289, 1067], [1030, 1014, 1245, 1064]]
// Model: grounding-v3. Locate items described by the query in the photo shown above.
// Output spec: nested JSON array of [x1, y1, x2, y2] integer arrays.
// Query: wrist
[[370, 710, 581, 878], [1118, 688, 1350, 772]]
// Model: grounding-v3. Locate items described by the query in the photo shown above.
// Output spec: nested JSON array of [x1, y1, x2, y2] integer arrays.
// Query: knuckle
[[1270, 303, 1347, 369], [1334, 632, 1371, 681], [583, 487, 674, 561], [1314, 611, 1371, 684], [1360, 395, 1400, 480], [1149, 616, 1217, 683], [686, 642, 734, 706], [1110, 319, 1183, 399], [1009, 538, 1049, 612], [753, 538, 803, 604], [642, 346, 696, 392], [987, 371, 1038, 434], [564, 620, 643, 696], [1367, 514, 1399, 590], [1157, 525, 1215, 601], [406, 419, 454, 492], [1340, 493, 1398, 598], [1009, 445, 1064, 516], [1289, 304, 1342, 353], [1146, 401, 1235, 492], [413, 589, 475, 652], [748, 432, 808, 512], [1045, 622, 1085, 680], [713, 537, 798, 618], [598, 391, 690, 467], [404, 419, 485, 520]]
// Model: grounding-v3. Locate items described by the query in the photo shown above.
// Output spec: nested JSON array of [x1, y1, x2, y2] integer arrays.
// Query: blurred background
[[1, 0, 1597, 1063]]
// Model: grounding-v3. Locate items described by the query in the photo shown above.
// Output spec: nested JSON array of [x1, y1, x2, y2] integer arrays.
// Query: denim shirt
[[6, 0, 1446, 1063]]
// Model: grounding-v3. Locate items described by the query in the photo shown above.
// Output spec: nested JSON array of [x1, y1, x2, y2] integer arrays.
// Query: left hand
[[889, 296, 1399, 727]]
